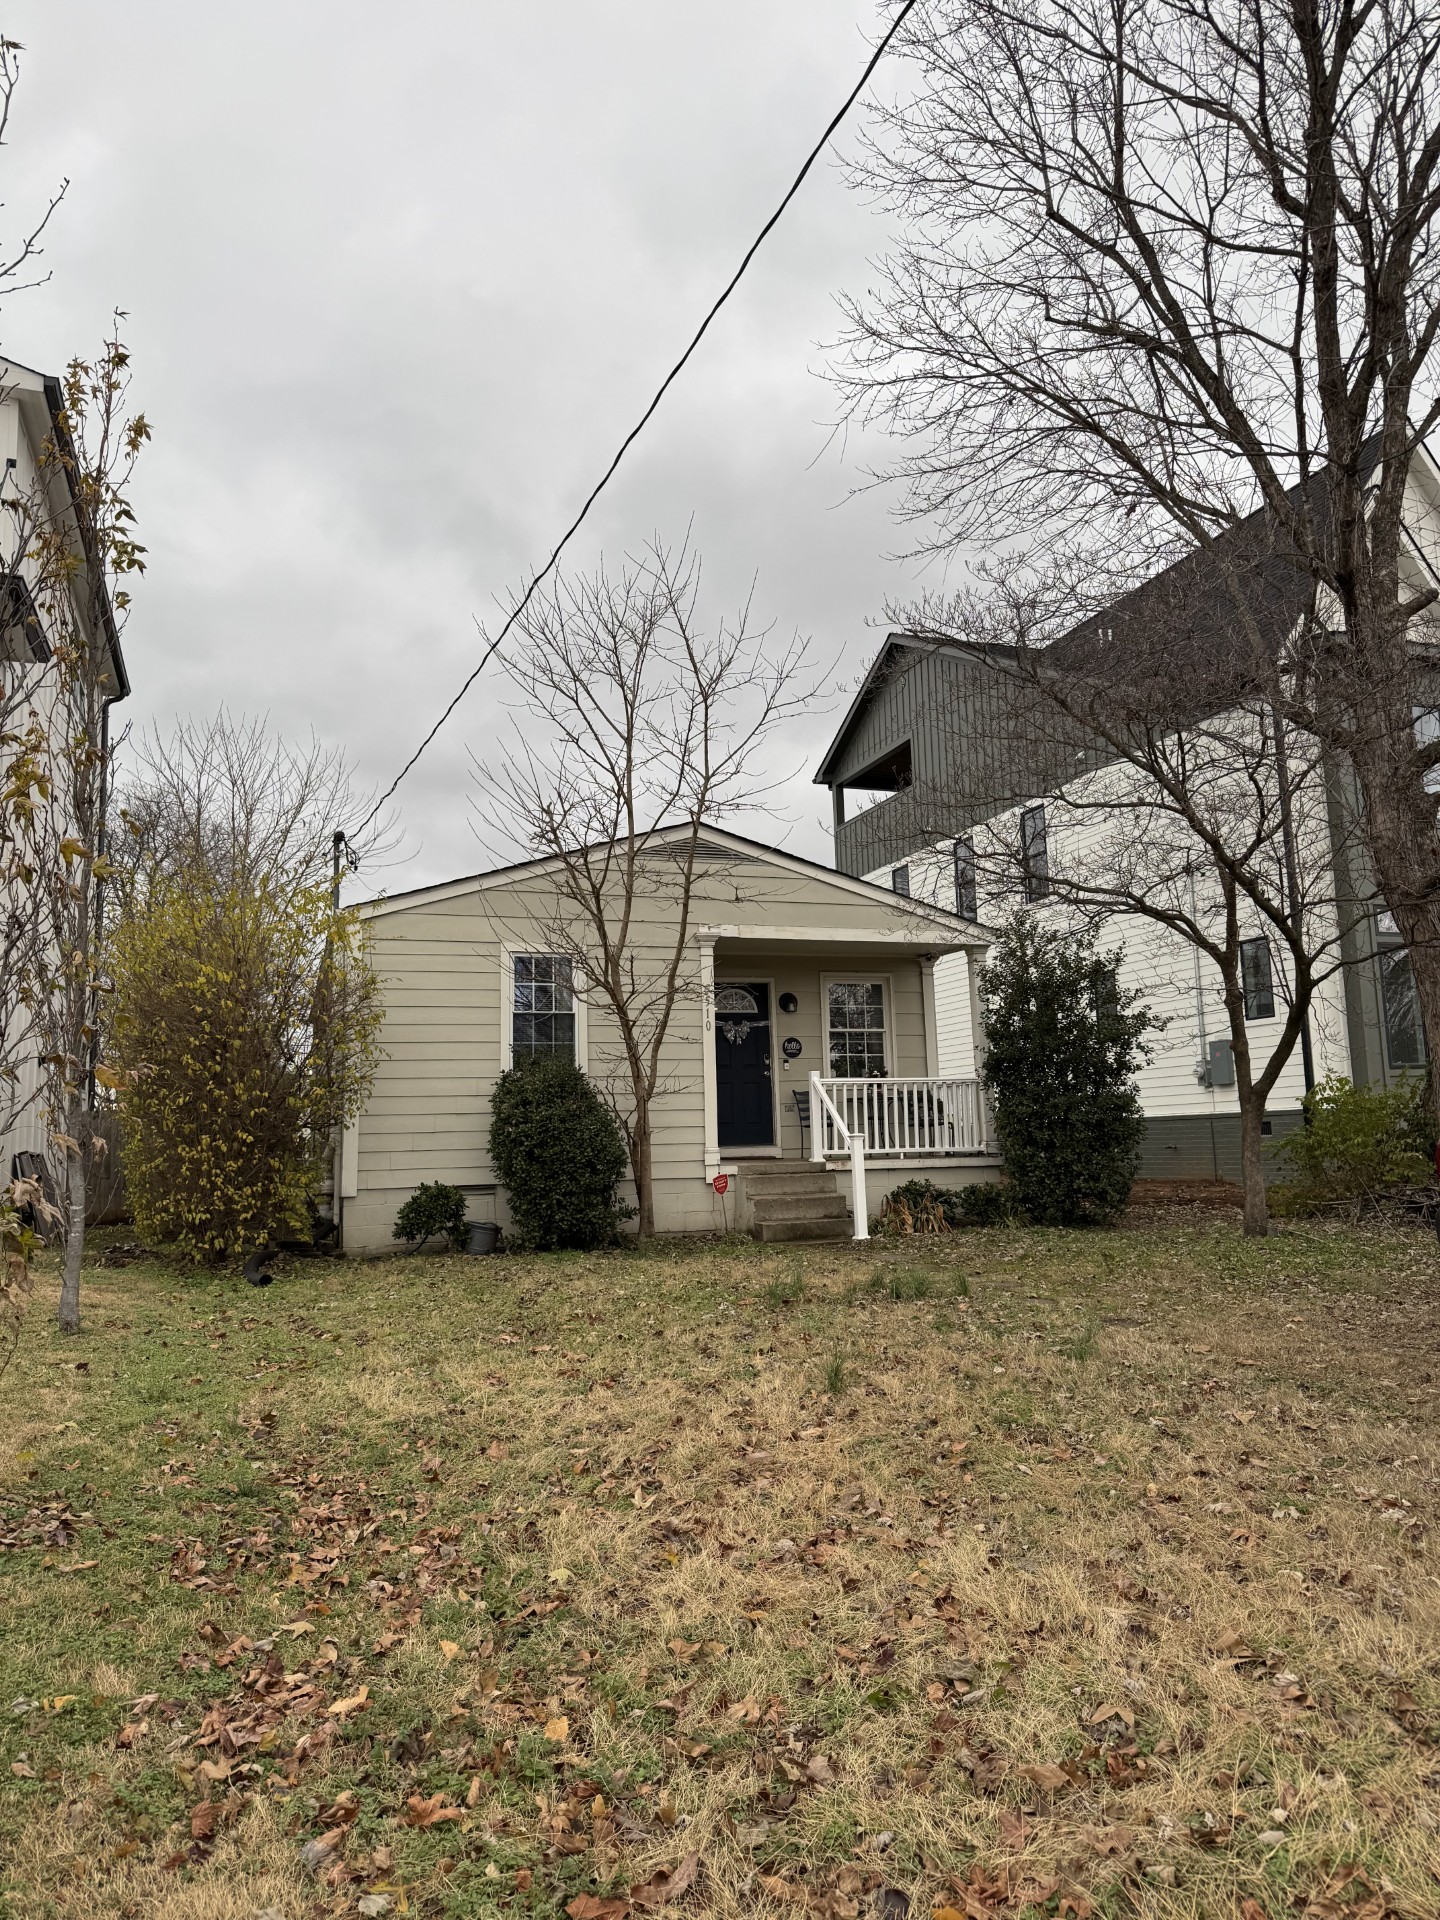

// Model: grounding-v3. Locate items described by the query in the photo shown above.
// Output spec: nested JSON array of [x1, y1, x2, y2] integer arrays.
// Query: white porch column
[[964, 945, 992, 1149], [698, 932, 720, 1180], [919, 954, 939, 1076]]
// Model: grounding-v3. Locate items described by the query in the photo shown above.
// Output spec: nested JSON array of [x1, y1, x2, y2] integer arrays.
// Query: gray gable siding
[[827, 642, 1090, 878]]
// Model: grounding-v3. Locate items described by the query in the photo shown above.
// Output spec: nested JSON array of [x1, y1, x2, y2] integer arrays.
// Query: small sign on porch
[[712, 1173, 729, 1195]]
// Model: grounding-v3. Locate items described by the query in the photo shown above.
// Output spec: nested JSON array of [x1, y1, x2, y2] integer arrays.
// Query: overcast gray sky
[[0, 2, 942, 892]]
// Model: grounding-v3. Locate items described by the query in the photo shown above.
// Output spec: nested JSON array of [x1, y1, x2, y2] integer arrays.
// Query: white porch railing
[[811, 1075, 989, 1159], [808, 1073, 870, 1242]]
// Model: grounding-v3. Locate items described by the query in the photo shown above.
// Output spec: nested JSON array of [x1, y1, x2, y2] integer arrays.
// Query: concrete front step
[[741, 1169, 840, 1197], [743, 1162, 852, 1242], [750, 1192, 850, 1223], [754, 1216, 852, 1243]]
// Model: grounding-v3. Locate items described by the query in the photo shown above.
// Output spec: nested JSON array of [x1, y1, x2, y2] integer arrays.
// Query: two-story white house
[[815, 464, 1438, 1182], [1, 357, 130, 1197]]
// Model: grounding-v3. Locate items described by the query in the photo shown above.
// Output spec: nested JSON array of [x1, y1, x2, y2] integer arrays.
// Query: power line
[[349, 0, 919, 846]]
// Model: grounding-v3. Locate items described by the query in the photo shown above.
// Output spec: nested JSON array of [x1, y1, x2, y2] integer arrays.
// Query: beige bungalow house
[[339, 826, 999, 1249]]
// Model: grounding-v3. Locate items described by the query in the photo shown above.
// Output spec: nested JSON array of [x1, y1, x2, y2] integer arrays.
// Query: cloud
[[0, 0, 937, 889]]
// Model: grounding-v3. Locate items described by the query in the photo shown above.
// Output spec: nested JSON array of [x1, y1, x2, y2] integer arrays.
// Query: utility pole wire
[[349, 0, 920, 847]]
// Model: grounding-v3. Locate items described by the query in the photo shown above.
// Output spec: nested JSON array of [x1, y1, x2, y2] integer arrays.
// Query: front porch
[[695, 921, 1000, 1240]]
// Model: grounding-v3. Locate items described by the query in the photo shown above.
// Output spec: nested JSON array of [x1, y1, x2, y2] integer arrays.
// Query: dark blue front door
[[715, 982, 774, 1149]]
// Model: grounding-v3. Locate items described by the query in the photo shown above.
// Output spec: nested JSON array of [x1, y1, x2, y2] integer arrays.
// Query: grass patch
[[0, 1222, 1437, 1916]]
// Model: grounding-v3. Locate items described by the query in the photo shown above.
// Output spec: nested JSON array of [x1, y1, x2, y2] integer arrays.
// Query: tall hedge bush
[[488, 1057, 630, 1251], [982, 919, 1149, 1226], [110, 871, 381, 1259], [1275, 1073, 1433, 1211]]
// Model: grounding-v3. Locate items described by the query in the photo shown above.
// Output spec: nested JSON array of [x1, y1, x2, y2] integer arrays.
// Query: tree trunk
[[1237, 1097, 1269, 1238], [630, 1104, 655, 1239], [57, 1110, 87, 1335]]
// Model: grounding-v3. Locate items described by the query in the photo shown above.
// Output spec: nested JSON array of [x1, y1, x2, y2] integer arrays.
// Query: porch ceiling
[[712, 936, 964, 964]]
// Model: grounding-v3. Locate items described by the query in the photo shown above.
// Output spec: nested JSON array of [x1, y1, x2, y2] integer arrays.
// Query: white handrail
[[809, 1070, 868, 1242], [817, 1075, 988, 1157]]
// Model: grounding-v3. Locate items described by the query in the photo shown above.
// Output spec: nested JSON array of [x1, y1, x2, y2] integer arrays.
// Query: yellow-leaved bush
[[109, 872, 382, 1260]]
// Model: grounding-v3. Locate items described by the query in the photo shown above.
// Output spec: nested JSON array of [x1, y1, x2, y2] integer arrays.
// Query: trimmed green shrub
[[955, 1181, 1021, 1227], [488, 1057, 630, 1251], [1273, 1074, 1433, 1213], [982, 920, 1149, 1227], [393, 1181, 469, 1252]]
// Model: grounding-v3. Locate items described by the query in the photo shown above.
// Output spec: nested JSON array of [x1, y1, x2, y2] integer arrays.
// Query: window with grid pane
[[953, 837, 978, 921], [1380, 945, 1426, 1069], [827, 981, 887, 1077], [1239, 937, 1275, 1020], [1020, 804, 1049, 901], [512, 954, 575, 1061]]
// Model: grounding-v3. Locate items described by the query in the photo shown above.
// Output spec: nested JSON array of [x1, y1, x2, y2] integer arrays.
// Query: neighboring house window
[[953, 838, 977, 922], [1240, 937, 1275, 1020], [891, 864, 911, 897], [512, 954, 575, 1061], [827, 982, 887, 1078], [1415, 705, 1440, 795], [1379, 943, 1426, 1069], [1020, 804, 1049, 902]]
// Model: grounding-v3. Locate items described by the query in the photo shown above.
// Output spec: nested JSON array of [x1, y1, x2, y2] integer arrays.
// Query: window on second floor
[[1240, 937, 1275, 1020], [511, 954, 575, 1062], [890, 864, 911, 897], [1379, 942, 1426, 1070], [1020, 804, 1049, 902], [953, 837, 978, 922]]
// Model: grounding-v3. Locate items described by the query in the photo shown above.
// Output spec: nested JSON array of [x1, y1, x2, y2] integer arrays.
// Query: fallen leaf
[[997, 1808, 1029, 1851], [299, 1828, 346, 1873], [328, 1684, 370, 1719], [631, 1850, 702, 1909], [1085, 1701, 1135, 1728], [190, 1801, 218, 1841], [402, 1791, 463, 1828], [276, 1620, 314, 1638], [1021, 1762, 1072, 1792], [316, 1789, 360, 1828], [725, 1696, 761, 1726], [543, 1715, 570, 1742], [805, 1753, 837, 1786], [440, 1640, 461, 1661], [568, 1897, 629, 1920]]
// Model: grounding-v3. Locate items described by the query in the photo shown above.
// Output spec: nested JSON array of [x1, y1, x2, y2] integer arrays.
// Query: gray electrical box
[[1207, 1037, 1235, 1087]]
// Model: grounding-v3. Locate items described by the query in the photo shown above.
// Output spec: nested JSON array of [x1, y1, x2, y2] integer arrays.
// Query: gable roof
[[815, 439, 1440, 790], [357, 821, 991, 944], [814, 634, 1020, 787]]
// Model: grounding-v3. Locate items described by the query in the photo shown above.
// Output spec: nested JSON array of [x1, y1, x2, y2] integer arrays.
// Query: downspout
[[85, 693, 118, 1111], [1188, 867, 1221, 1182], [1272, 707, 1316, 1101]]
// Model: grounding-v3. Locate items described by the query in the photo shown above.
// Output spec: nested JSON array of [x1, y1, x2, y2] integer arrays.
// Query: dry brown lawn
[[1, 1217, 1437, 1920]]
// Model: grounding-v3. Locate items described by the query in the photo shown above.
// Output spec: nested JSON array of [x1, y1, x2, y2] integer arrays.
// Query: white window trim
[[501, 946, 589, 1072], [820, 972, 895, 1080], [714, 973, 781, 1156]]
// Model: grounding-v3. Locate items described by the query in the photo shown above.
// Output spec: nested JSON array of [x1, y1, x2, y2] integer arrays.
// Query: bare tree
[[113, 712, 396, 903], [474, 543, 812, 1237], [22, 326, 148, 1332], [838, 0, 1440, 1112], [902, 560, 1369, 1233]]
